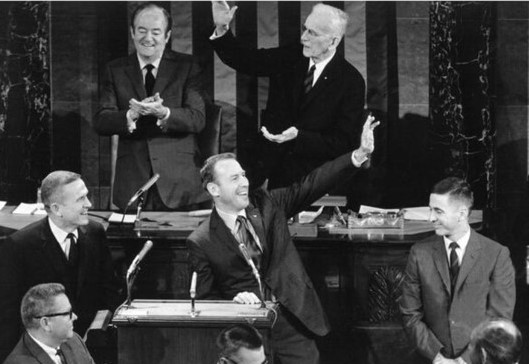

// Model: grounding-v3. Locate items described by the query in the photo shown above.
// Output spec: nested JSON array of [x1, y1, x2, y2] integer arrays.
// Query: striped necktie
[[303, 65, 316, 94], [449, 242, 460, 294]]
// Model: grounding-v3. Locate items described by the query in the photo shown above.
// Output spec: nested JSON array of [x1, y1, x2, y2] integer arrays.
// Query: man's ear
[[481, 348, 488, 363], [130, 27, 135, 39], [164, 30, 172, 44], [207, 182, 219, 198], [50, 203, 62, 218]]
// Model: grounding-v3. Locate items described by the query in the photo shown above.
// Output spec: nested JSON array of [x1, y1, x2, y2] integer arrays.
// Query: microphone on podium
[[238, 244, 266, 308], [126, 240, 154, 279], [189, 271, 198, 317], [126, 173, 160, 207]]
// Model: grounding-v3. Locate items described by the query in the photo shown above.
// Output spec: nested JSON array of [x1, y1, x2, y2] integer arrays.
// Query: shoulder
[[7, 218, 47, 243], [162, 50, 198, 65], [104, 54, 135, 69], [188, 217, 212, 243], [410, 235, 439, 254], [472, 230, 509, 254], [333, 57, 364, 79]]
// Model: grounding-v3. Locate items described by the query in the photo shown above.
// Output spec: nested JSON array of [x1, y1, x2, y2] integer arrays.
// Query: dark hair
[[470, 319, 522, 364], [40, 170, 81, 210], [130, 2, 172, 35], [216, 323, 263, 358], [431, 177, 474, 211], [200, 153, 237, 191], [21, 283, 66, 330]]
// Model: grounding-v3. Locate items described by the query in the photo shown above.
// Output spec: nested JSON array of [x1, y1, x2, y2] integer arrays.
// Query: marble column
[[0, 2, 50, 203], [430, 1, 495, 211]]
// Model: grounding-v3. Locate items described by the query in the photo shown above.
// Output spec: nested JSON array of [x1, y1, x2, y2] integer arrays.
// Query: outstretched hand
[[359, 114, 379, 156], [212, 1, 238, 34]]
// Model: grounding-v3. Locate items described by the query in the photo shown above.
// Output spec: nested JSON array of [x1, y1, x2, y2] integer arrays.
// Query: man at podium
[[187, 116, 379, 364]]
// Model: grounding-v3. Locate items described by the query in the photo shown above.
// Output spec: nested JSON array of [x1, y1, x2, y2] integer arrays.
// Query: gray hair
[[21, 283, 66, 330], [312, 3, 349, 40], [40, 170, 81, 209]]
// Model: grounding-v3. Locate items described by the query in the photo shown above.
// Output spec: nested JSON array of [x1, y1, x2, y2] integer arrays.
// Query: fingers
[[233, 291, 261, 304]]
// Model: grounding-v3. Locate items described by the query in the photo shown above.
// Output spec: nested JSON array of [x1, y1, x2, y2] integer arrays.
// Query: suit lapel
[[152, 52, 177, 96], [124, 54, 147, 100], [246, 205, 267, 253], [292, 58, 309, 112], [210, 209, 245, 259], [299, 55, 340, 110], [76, 226, 89, 299], [23, 332, 57, 364], [454, 230, 481, 294], [41, 220, 68, 279], [432, 239, 451, 295]]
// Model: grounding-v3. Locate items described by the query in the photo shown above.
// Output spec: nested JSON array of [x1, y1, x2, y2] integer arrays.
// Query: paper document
[[108, 212, 136, 224], [358, 205, 400, 214], [298, 206, 324, 224], [0, 201, 6, 210], [188, 209, 212, 217], [12, 203, 46, 215], [402, 207, 431, 221]]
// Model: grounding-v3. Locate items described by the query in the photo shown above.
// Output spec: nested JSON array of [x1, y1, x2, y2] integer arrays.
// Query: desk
[[0, 207, 481, 364]]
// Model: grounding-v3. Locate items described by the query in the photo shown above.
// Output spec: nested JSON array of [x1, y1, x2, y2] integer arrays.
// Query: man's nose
[[85, 198, 92, 208], [300, 30, 308, 42], [428, 211, 436, 222]]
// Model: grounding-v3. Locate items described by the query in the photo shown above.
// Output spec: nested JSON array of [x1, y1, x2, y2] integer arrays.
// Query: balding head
[[469, 319, 522, 364]]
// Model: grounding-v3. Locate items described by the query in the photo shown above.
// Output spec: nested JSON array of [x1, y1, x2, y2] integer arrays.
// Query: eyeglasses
[[34, 308, 73, 320], [217, 358, 268, 364]]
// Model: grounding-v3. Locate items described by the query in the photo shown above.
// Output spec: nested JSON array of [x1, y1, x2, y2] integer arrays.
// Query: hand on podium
[[233, 291, 261, 305]]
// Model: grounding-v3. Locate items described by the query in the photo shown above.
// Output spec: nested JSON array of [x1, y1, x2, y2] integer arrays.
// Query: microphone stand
[[125, 266, 140, 307], [134, 194, 145, 230]]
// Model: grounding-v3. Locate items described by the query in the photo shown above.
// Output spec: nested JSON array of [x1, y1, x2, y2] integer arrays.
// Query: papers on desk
[[12, 203, 47, 215], [0, 201, 5, 210], [188, 209, 212, 217], [359, 205, 430, 221], [108, 212, 136, 224], [298, 206, 324, 224]]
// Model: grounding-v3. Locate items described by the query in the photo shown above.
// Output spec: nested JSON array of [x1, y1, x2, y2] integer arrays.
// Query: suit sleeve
[[93, 63, 130, 136], [399, 246, 444, 361], [295, 74, 366, 160], [486, 246, 516, 319], [186, 238, 221, 300], [163, 59, 205, 134], [211, 31, 301, 76], [270, 153, 356, 218], [0, 238, 25, 363]]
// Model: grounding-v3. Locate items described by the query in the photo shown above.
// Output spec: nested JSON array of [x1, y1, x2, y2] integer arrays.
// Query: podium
[[112, 300, 276, 364]]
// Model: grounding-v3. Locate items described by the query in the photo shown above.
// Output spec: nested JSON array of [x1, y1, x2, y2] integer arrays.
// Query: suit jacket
[[211, 31, 366, 188], [187, 152, 360, 337], [399, 230, 516, 362], [0, 218, 119, 362], [94, 49, 208, 210], [3, 332, 94, 364]]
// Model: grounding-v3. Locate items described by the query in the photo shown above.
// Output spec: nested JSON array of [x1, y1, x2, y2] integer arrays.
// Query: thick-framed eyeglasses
[[217, 357, 268, 364], [34, 308, 73, 320]]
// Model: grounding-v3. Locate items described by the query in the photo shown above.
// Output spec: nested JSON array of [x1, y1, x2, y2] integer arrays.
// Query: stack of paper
[[358, 205, 431, 221], [108, 213, 136, 224], [12, 203, 46, 215]]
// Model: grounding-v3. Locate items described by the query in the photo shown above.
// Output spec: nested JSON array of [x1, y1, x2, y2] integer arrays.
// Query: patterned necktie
[[449, 242, 460, 294], [144, 64, 155, 96], [303, 65, 316, 94], [56, 348, 66, 364], [236, 216, 262, 269], [67, 233, 78, 265]]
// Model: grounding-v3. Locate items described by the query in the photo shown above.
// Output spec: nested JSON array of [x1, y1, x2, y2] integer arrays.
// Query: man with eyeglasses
[[216, 324, 268, 364], [3, 283, 95, 364], [210, 1, 366, 190], [0, 171, 119, 362]]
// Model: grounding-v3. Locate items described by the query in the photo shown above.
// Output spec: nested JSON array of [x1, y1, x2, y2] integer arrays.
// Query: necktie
[[449, 242, 460, 294], [67, 233, 78, 266], [304, 65, 316, 94], [144, 64, 155, 96], [56, 348, 66, 364], [236, 216, 262, 269]]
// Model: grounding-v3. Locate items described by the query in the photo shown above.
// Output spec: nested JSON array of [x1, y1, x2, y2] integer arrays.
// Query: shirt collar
[[309, 49, 336, 72], [215, 206, 247, 233], [48, 218, 78, 244], [137, 53, 162, 71], [443, 228, 471, 256], [27, 331, 61, 360]]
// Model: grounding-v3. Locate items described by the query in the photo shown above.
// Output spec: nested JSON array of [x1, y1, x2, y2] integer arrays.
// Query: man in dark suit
[[187, 116, 378, 364], [216, 324, 267, 364], [399, 177, 516, 364], [0, 171, 119, 362], [3, 283, 95, 364], [94, 2, 208, 211], [468, 318, 522, 364], [210, 1, 366, 189]]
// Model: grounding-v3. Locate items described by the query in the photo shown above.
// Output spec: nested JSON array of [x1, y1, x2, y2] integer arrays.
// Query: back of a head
[[311, 3, 349, 40], [40, 170, 81, 210], [469, 319, 522, 364], [21, 283, 66, 330], [216, 323, 263, 358], [431, 176, 474, 212]]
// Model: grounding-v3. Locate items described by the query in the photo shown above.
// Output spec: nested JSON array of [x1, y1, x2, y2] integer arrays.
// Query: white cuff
[[351, 150, 368, 167], [157, 107, 170, 126], [209, 26, 229, 40]]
